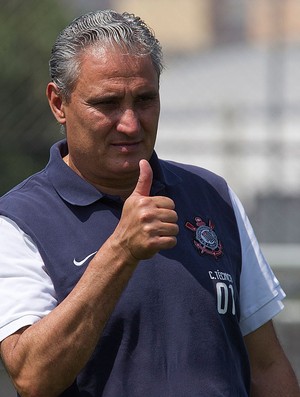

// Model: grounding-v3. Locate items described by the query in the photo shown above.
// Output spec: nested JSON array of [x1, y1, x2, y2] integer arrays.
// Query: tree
[[0, 0, 70, 194]]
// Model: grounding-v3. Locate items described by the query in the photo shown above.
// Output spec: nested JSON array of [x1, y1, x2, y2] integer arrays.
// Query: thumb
[[132, 159, 153, 197]]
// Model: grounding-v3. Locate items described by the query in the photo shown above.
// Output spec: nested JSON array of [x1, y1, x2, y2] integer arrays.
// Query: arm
[[0, 160, 179, 397], [244, 320, 300, 397]]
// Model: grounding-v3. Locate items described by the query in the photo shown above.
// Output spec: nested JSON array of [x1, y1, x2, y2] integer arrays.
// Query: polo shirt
[[0, 140, 285, 396]]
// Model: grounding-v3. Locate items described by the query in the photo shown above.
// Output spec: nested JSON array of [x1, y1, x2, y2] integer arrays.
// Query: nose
[[116, 108, 140, 135]]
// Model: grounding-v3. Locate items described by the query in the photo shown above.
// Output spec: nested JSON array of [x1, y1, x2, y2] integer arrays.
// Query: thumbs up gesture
[[131, 159, 154, 197], [113, 159, 179, 262]]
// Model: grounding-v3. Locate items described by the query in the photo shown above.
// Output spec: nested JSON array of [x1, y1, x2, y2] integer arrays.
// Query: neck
[[90, 180, 136, 201], [63, 154, 138, 201]]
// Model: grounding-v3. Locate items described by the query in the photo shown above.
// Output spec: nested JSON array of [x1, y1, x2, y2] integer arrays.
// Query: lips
[[111, 141, 141, 152]]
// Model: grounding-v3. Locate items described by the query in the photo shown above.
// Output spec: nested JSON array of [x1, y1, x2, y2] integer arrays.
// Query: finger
[[131, 159, 153, 197], [157, 223, 179, 237], [156, 209, 178, 224], [151, 196, 176, 210], [154, 235, 178, 250]]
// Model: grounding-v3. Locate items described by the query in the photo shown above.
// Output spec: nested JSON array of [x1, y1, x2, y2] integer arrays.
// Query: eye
[[96, 99, 117, 106], [88, 98, 119, 111], [136, 94, 159, 106], [140, 94, 156, 101]]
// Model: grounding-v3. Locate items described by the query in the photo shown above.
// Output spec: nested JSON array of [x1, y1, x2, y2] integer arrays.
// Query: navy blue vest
[[0, 141, 250, 396]]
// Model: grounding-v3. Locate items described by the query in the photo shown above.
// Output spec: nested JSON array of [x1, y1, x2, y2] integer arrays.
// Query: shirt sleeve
[[228, 188, 286, 336], [0, 216, 58, 341]]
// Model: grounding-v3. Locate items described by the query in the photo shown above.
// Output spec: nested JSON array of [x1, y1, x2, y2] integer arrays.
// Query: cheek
[[145, 116, 159, 141], [69, 111, 113, 141], [89, 111, 119, 138], [140, 107, 160, 129]]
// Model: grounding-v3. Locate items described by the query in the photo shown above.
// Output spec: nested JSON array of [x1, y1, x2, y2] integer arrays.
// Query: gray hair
[[49, 9, 164, 101]]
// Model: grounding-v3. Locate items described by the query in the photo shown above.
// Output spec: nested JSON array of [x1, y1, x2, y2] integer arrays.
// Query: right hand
[[113, 159, 179, 261]]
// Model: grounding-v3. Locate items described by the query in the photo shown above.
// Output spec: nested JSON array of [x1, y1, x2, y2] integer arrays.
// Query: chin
[[119, 155, 143, 168], [115, 163, 140, 182]]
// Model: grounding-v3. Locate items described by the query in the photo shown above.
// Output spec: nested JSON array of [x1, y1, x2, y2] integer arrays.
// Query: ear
[[46, 82, 66, 124]]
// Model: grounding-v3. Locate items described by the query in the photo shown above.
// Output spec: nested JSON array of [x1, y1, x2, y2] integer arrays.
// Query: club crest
[[185, 217, 223, 258]]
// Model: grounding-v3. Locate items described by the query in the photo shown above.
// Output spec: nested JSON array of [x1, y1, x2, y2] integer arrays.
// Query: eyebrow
[[87, 94, 119, 102], [87, 88, 159, 104]]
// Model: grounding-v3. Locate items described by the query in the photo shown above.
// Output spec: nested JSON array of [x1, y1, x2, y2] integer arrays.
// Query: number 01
[[216, 282, 236, 315]]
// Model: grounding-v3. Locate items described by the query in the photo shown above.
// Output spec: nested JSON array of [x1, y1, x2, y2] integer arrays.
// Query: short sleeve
[[228, 189, 285, 336], [0, 216, 57, 341]]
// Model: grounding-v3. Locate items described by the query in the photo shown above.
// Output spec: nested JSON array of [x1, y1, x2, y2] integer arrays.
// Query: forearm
[[1, 237, 138, 397], [245, 321, 300, 397], [250, 358, 300, 397]]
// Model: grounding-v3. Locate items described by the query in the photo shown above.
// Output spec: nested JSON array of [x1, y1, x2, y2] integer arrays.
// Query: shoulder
[[0, 169, 49, 211], [163, 159, 226, 185], [160, 159, 231, 202], [0, 168, 53, 237]]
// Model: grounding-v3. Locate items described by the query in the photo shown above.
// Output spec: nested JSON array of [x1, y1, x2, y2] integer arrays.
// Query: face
[[51, 46, 160, 193]]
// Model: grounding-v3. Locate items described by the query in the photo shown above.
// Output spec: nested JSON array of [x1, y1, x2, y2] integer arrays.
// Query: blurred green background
[[0, 0, 70, 194]]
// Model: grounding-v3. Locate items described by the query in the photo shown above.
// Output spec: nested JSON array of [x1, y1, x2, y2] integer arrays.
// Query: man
[[0, 9, 299, 397]]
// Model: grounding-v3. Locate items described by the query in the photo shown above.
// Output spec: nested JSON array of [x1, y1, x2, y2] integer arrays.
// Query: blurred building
[[111, 0, 300, 50], [113, 0, 214, 52], [248, 0, 300, 44]]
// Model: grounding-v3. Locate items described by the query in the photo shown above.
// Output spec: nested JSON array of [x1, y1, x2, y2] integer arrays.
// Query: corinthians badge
[[185, 217, 223, 258]]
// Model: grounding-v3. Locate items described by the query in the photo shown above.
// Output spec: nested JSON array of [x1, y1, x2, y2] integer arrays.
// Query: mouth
[[111, 141, 142, 152]]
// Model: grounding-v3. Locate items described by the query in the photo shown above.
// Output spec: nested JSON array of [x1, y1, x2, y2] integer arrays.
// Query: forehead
[[75, 45, 159, 89]]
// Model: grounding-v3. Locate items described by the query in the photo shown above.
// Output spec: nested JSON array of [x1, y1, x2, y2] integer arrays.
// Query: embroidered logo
[[73, 251, 97, 267], [185, 217, 223, 258]]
